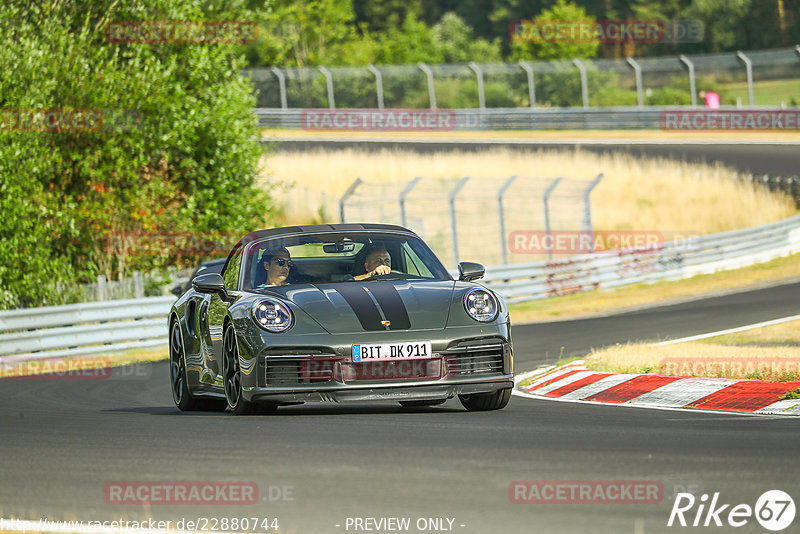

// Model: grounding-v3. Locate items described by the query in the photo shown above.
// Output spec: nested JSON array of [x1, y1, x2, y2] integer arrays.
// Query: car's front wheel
[[223, 322, 276, 415], [458, 388, 511, 411], [170, 320, 226, 412]]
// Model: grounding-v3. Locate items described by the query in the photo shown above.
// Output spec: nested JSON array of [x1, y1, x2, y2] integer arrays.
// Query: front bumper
[[245, 375, 513, 403], [240, 334, 514, 404]]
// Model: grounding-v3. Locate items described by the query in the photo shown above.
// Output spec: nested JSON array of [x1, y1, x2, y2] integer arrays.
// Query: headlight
[[463, 288, 499, 322], [252, 298, 294, 332]]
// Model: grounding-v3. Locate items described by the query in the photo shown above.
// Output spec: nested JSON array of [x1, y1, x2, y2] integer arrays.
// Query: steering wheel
[[365, 269, 404, 280]]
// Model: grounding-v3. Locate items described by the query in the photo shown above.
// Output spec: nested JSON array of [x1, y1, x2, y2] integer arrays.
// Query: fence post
[[339, 178, 362, 223], [497, 175, 518, 264], [399, 176, 423, 227], [519, 60, 535, 108], [97, 275, 108, 302], [270, 67, 288, 110], [736, 51, 754, 106], [418, 63, 437, 109], [318, 66, 335, 109], [679, 55, 697, 106], [579, 173, 605, 252], [572, 58, 589, 109], [543, 177, 563, 260], [367, 64, 384, 109], [134, 271, 144, 299], [626, 57, 644, 108], [449, 177, 471, 266], [468, 62, 486, 109]]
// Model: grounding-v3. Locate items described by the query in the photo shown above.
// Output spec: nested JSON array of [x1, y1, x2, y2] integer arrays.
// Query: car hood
[[269, 280, 456, 333]]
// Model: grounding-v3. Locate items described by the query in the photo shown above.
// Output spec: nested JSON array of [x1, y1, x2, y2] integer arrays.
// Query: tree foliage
[[0, 0, 272, 308]]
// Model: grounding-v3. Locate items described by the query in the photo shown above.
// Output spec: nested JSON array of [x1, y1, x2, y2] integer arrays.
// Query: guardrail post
[[339, 178, 362, 223], [468, 62, 486, 109], [579, 173, 605, 252], [449, 177, 471, 266], [367, 64, 384, 109], [543, 177, 563, 260], [418, 63, 437, 109], [736, 51, 755, 106], [497, 175, 518, 264], [679, 55, 697, 106], [134, 271, 144, 299], [318, 66, 335, 109], [519, 60, 536, 108], [399, 177, 423, 228], [270, 67, 288, 110], [626, 57, 644, 108], [572, 58, 589, 109], [97, 275, 108, 302]]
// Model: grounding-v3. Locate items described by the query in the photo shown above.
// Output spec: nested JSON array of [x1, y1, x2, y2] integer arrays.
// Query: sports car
[[168, 223, 513, 414]]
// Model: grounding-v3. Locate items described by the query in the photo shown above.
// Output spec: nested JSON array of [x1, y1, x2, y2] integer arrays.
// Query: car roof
[[232, 223, 418, 251]]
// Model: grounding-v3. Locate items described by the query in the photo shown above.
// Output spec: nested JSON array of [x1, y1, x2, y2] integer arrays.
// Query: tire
[[170, 320, 226, 412], [399, 399, 447, 408], [458, 388, 511, 412], [223, 322, 274, 415]]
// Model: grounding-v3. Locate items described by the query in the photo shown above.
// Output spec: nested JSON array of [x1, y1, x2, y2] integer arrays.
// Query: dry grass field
[[260, 148, 796, 236], [584, 318, 800, 381]]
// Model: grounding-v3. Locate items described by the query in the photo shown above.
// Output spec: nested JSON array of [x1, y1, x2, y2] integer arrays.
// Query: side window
[[222, 249, 243, 289]]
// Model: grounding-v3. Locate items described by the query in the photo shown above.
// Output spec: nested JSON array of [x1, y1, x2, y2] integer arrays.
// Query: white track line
[[656, 314, 800, 345]]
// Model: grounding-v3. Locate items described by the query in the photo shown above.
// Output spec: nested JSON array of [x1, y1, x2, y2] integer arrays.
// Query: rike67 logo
[[668, 490, 795, 531]]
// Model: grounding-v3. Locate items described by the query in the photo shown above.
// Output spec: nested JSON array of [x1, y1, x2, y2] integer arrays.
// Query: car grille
[[263, 348, 338, 386], [443, 338, 507, 376]]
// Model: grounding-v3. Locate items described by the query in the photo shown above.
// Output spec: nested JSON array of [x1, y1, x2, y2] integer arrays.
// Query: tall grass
[[260, 147, 796, 235]]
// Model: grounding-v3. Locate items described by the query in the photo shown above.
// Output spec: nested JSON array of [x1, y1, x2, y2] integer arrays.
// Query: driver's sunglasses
[[272, 258, 293, 268]]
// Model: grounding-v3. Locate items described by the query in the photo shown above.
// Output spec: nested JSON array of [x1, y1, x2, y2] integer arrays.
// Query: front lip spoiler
[[244, 375, 514, 403]]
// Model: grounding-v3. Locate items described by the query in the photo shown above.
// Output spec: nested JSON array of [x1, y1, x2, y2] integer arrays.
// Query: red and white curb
[[514, 359, 800, 416]]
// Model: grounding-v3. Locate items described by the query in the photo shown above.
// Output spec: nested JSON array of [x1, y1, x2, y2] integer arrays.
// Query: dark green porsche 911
[[168, 223, 513, 415]]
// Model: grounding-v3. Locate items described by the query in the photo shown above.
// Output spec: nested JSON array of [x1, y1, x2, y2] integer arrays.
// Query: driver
[[261, 247, 292, 286], [354, 245, 391, 281]]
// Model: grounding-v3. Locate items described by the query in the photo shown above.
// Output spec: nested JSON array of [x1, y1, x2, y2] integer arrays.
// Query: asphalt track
[[2, 281, 799, 534], [269, 139, 800, 177]]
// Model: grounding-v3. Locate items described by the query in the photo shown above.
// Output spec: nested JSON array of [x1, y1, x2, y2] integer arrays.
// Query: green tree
[[508, 0, 600, 60], [0, 0, 272, 308]]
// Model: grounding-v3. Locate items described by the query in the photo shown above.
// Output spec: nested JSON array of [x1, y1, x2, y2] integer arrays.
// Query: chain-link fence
[[339, 175, 603, 268], [246, 46, 800, 110]]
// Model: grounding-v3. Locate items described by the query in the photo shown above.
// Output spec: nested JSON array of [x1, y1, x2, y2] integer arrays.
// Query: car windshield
[[240, 231, 451, 290]]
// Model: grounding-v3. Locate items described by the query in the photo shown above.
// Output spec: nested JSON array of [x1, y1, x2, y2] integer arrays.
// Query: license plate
[[352, 342, 432, 362]]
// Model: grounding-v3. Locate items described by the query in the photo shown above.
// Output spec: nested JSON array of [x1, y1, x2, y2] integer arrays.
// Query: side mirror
[[171, 284, 184, 297], [458, 261, 485, 282], [192, 273, 232, 301]]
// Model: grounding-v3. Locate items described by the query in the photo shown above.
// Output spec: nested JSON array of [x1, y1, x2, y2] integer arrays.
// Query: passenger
[[261, 247, 293, 286], [354, 245, 392, 281]]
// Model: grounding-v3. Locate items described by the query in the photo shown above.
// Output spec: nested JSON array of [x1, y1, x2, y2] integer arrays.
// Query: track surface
[[270, 140, 800, 177], [2, 282, 798, 534]]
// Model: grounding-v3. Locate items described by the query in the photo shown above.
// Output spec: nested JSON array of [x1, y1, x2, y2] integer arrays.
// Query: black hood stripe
[[365, 284, 411, 330], [332, 285, 384, 331]]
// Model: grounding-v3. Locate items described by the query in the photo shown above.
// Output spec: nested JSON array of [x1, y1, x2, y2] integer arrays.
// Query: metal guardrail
[[255, 106, 800, 131], [481, 214, 800, 302], [2, 215, 799, 362], [0, 296, 174, 362]]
